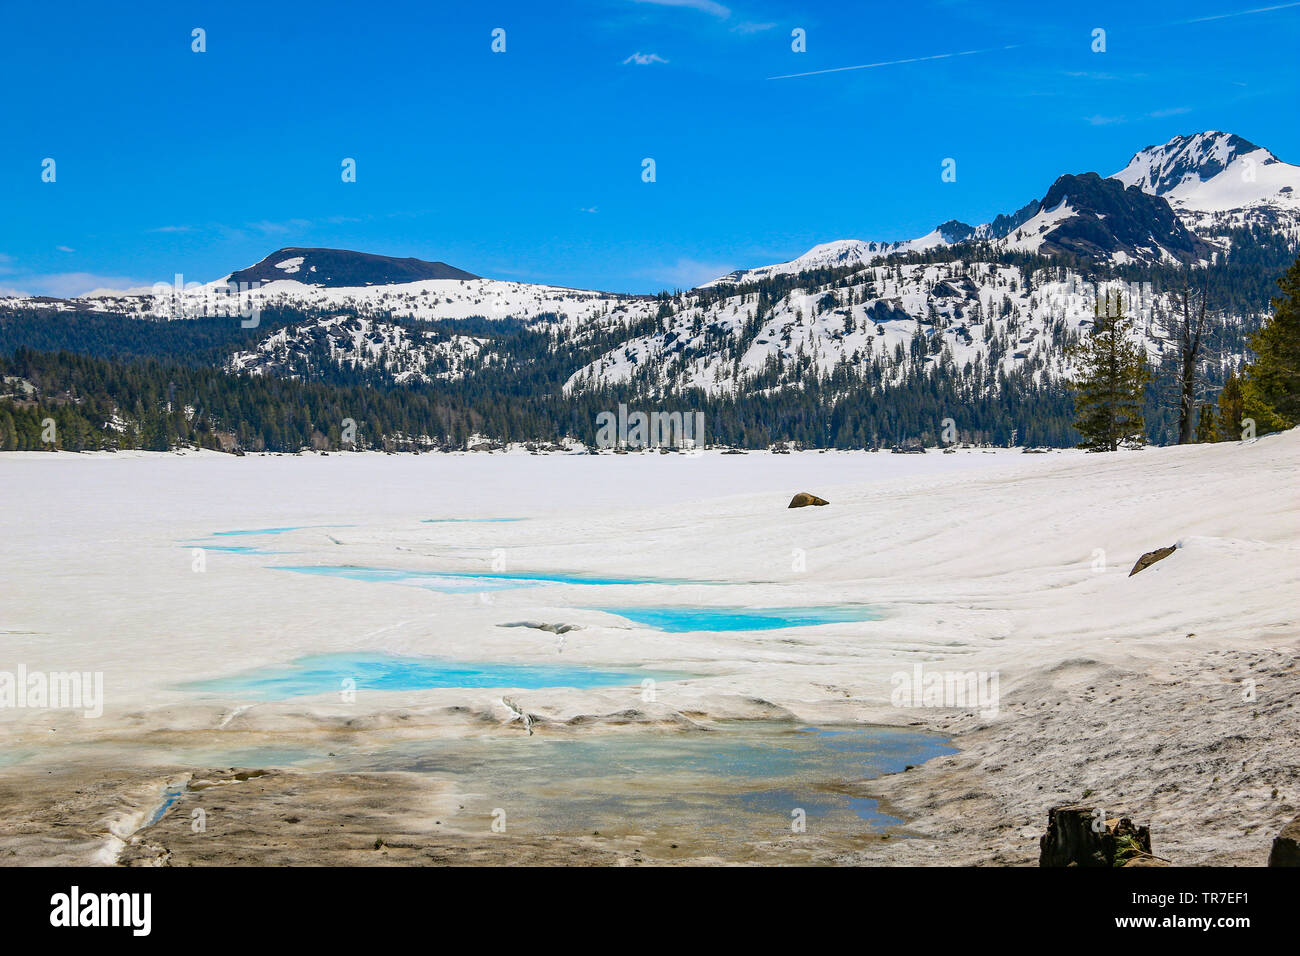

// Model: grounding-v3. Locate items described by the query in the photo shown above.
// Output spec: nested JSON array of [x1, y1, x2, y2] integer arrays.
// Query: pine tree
[[1216, 369, 1245, 441], [143, 414, 170, 452], [1241, 252, 1300, 433], [1195, 403, 1217, 443], [1068, 293, 1150, 451]]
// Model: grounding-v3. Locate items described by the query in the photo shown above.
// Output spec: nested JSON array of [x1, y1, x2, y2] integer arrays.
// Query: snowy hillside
[[204, 255, 1250, 405], [70, 269, 663, 333], [702, 230, 950, 288], [563, 260, 1248, 397], [228, 314, 493, 383]]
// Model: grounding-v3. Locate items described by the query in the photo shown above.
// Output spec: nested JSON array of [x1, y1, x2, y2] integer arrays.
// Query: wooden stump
[[1268, 815, 1300, 866], [1039, 804, 1154, 867]]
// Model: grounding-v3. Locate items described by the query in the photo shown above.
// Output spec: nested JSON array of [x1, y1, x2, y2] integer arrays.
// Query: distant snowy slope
[[702, 230, 951, 288], [66, 251, 662, 331]]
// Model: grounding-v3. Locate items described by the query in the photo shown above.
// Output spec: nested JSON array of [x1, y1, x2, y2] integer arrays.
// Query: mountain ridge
[[4, 130, 1291, 307], [707, 130, 1300, 286], [226, 247, 479, 288]]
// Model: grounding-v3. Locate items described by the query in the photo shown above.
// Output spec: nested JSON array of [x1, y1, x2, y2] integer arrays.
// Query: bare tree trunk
[[1178, 343, 1197, 444], [1176, 269, 1210, 444]]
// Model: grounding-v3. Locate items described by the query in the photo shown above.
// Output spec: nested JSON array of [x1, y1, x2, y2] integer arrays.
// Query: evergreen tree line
[[1069, 252, 1300, 450], [0, 344, 1077, 451], [2, 238, 1295, 454]]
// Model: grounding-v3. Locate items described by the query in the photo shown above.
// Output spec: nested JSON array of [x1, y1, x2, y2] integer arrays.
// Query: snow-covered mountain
[[1, 131, 1290, 423], [1113, 131, 1299, 213], [709, 131, 1299, 284], [1001, 172, 1211, 263], [208, 249, 1249, 413], [63, 248, 663, 331], [706, 173, 1203, 284], [1111, 131, 1300, 244], [562, 259, 1244, 398], [6, 131, 1290, 324], [561, 132, 1293, 400]]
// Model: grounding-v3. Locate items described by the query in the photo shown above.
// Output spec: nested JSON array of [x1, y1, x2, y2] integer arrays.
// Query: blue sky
[[2, 0, 1297, 295]]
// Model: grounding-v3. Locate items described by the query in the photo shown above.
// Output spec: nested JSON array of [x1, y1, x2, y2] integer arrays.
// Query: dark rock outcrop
[[1130, 545, 1177, 576], [788, 492, 829, 509], [1032, 172, 1212, 264], [930, 276, 980, 299], [863, 299, 911, 324]]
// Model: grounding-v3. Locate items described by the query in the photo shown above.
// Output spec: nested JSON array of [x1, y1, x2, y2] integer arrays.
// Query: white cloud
[[56, 245, 75, 253], [733, 21, 775, 33], [247, 218, 313, 235], [7, 272, 150, 298], [623, 52, 669, 65], [0, 253, 152, 297], [642, 258, 736, 289], [1086, 106, 1192, 126], [633, 0, 730, 18]]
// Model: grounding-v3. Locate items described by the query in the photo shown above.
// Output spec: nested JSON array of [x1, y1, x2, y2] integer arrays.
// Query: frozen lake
[[6, 439, 1290, 864], [185, 651, 689, 699]]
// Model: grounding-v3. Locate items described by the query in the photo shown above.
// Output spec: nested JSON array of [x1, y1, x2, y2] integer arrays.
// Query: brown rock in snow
[[788, 492, 829, 509], [1129, 545, 1177, 576]]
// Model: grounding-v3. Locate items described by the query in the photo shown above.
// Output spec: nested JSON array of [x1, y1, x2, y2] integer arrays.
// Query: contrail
[[768, 2, 1299, 80], [1179, 1, 1300, 23], [768, 45, 1020, 80]]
